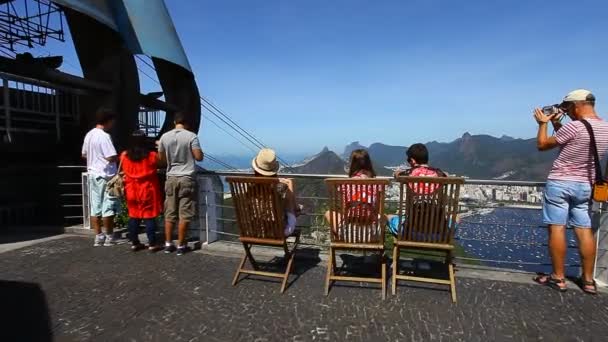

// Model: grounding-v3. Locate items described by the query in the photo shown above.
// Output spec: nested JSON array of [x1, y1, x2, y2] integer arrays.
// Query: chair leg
[[448, 252, 457, 303], [391, 245, 399, 295], [381, 255, 387, 300], [281, 249, 295, 294], [243, 243, 258, 270], [232, 253, 247, 286], [324, 247, 334, 296]]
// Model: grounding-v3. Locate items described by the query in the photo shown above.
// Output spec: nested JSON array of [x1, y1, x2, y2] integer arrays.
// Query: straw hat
[[252, 148, 279, 176]]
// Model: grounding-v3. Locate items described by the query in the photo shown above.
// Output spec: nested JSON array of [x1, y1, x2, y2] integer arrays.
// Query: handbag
[[106, 156, 124, 198], [580, 120, 608, 202]]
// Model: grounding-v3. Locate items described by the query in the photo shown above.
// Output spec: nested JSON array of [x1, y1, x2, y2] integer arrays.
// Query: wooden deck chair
[[227, 176, 300, 293], [325, 178, 390, 299], [392, 176, 464, 302]]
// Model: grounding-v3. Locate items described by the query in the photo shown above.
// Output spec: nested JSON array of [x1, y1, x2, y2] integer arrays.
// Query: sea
[[457, 207, 582, 276]]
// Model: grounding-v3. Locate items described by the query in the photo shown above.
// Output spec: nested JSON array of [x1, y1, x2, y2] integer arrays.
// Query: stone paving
[[1, 235, 608, 341]]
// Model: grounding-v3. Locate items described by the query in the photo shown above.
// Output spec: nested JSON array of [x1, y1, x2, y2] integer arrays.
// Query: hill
[[291, 133, 557, 181]]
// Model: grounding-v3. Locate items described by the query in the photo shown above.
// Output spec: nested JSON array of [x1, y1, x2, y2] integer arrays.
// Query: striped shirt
[[548, 118, 608, 183]]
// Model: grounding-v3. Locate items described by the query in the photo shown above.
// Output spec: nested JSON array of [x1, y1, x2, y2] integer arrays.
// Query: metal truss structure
[[0, 0, 65, 53]]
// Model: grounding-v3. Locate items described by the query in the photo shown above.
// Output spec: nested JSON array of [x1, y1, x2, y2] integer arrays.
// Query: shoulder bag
[[106, 156, 125, 198], [580, 120, 608, 202]]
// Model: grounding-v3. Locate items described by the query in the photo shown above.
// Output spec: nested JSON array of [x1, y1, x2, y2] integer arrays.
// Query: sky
[[26, 0, 608, 159]]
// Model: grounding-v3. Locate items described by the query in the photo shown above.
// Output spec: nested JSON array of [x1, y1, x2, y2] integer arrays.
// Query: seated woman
[[251, 148, 299, 236], [120, 130, 162, 251], [324, 149, 380, 234]]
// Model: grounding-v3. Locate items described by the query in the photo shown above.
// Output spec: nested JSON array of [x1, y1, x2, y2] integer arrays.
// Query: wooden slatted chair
[[227, 176, 300, 293], [392, 176, 464, 302], [325, 178, 390, 299]]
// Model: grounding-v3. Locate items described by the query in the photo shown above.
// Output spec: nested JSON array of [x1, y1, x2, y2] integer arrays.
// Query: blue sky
[[34, 0, 608, 158]]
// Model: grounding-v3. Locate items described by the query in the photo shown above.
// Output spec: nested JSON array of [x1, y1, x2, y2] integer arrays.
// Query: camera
[[542, 105, 562, 116]]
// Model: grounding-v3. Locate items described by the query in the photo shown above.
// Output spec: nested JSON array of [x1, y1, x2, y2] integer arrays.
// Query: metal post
[[197, 175, 218, 245], [593, 202, 608, 286], [3, 78, 11, 143], [55, 90, 61, 141], [82, 172, 90, 229]]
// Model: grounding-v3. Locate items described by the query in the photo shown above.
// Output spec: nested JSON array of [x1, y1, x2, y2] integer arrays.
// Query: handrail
[[196, 170, 548, 186], [0, 71, 91, 95], [55, 166, 548, 187]]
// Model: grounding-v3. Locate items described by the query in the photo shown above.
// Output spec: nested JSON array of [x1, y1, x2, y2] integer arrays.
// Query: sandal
[[580, 279, 598, 295], [533, 273, 567, 292]]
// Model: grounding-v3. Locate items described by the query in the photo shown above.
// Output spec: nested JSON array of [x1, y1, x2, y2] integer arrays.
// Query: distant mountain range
[[289, 133, 558, 181]]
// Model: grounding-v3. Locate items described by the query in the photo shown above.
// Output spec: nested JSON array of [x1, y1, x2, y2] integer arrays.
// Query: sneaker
[[164, 244, 176, 254], [176, 245, 189, 256], [104, 235, 117, 246], [93, 234, 106, 247]]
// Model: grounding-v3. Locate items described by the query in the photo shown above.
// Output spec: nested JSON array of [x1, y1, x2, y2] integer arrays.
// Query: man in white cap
[[533, 89, 608, 295]]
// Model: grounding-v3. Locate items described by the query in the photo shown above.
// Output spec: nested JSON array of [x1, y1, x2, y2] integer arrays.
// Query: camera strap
[[580, 119, 606, 185]]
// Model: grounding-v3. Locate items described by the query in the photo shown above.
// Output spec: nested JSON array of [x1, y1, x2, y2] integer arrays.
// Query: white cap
[[562, 89, 595, 103]]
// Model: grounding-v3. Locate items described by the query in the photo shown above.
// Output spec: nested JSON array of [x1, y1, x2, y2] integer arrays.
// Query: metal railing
[[198, 171, 602, 275], [58, 167, 605, 275], [0, 71, 82, 142]]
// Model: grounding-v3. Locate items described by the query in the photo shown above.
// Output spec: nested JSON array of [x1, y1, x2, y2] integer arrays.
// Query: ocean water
[[456, 208, 582, 276]]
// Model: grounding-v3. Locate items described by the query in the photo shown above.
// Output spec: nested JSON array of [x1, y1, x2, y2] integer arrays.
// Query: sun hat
[[252, 148, 280, 176]]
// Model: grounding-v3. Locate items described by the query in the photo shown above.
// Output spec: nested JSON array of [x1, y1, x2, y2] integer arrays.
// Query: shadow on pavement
[[0, 280, 53, 342]]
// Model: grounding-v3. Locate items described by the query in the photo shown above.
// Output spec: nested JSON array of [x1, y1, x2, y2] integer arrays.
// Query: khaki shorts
[[164, 176, 197, 223]]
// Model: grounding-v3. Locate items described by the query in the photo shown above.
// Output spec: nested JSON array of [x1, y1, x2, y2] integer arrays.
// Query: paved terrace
[[1, 234, 608, 342]]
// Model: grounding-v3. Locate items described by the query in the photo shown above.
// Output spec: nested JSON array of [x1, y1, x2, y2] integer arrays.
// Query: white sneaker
[[104, 235, 117, 246], [93, 234, 106, 247]]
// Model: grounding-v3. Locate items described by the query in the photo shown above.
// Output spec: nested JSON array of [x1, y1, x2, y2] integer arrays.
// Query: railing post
[[81, 172, 90, 229], [593, 202, 608, 285], [3, 78, 12, 143], [196, 173, 221, 245], [55, 90, 61, 142]]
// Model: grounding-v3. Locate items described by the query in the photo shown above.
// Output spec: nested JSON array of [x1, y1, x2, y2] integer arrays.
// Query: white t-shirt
[[82, 127, 118, 177]]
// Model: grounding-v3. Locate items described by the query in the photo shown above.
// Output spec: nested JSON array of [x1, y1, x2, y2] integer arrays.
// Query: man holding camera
[[534, 89, 608, 295]]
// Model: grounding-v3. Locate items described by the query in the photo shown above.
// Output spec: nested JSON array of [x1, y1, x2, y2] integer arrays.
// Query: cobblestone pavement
[[1, 236, 608, 341]]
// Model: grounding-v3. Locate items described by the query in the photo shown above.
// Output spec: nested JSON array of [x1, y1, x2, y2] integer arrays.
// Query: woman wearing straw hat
[[252, 148, 299, 236]]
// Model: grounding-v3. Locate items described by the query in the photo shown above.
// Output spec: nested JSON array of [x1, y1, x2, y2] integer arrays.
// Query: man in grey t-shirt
[[158, 112, 204, 255]]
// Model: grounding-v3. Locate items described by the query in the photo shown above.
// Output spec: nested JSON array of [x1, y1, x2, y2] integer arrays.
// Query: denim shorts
[[387, 215, 455, 236], [542, 180, 592, 228], [89, 175, 120, 217]]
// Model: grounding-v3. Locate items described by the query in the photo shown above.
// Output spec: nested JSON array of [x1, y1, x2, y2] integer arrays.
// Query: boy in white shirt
[[81, 108, 119, 246]]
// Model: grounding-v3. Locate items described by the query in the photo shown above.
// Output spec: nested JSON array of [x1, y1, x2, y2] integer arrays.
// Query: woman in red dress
[[120, 130, 162, 251]]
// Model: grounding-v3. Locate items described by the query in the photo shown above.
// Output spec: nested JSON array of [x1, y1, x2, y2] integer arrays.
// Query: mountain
[[293, 133, 558, 181], [342, 141, 367, 159], [290, 147, 346, 175], [367, 143, 407, 173], [425, 133, 557, 180]]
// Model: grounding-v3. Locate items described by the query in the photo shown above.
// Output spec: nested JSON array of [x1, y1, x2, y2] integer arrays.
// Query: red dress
[[120, 151, 162, 219]]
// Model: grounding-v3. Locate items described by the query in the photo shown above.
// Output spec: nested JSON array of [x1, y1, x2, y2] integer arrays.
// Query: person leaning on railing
[[533, 89, 608, 295], [120, 130, 163, 252], [158, 112, 204, 256]]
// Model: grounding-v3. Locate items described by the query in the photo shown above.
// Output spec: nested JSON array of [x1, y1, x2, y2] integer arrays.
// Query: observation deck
[[2, 169, 608, 340]]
